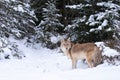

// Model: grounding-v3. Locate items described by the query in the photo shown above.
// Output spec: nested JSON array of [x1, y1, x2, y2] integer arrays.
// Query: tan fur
[[60, 38, 102, 69]]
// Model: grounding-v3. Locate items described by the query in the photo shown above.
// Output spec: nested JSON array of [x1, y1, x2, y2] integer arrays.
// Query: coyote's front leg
[[72, 59, 77, 69]]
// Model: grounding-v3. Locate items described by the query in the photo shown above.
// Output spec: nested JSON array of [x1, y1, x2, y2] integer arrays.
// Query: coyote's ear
[[67, 37, 70, 41]]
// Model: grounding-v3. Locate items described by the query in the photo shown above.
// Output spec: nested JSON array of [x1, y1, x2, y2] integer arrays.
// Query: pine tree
[[0, 0, 35, 39], [30, 0, 47, 25], [34, 0, 63, 49], [0, 0, 35, 59], [65, 0, 120, 44]]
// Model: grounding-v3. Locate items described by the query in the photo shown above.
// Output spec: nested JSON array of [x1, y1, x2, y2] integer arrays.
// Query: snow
[[50, 36, 59, 43], [66, 4, 83, 9], [97, 2, 120, 9], [13, 5, 24, 12], [96, 12, 106, 20], [0, 40, 120, 80], [95, 42, 119, 57], [98, 19, 108, 30], [88, 15, 95, 22], [100, 19, 108, 27], [66, 4, 91, 9]]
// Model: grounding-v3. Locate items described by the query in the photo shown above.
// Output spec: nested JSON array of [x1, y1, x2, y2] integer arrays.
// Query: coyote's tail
[[93, 46, 103, 67]]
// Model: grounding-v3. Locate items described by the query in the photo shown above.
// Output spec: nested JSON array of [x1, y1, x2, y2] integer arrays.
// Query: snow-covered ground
[[0, 40, 120, 80]]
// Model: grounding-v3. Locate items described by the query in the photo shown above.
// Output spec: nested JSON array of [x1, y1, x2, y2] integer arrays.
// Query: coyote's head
[[60, 38, 72, 51]]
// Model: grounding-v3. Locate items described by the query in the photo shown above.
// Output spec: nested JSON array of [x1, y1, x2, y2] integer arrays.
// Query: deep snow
[[0, 40, 120, 80]]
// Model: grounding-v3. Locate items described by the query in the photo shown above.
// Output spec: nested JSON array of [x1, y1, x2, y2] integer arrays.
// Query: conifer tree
[[65, 0, 120, 44], [0, 0, 35, 59], [34, 0, 63, 49]]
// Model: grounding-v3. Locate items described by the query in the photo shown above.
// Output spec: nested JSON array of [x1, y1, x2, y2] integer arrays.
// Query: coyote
[[60, 38, 102, 69]]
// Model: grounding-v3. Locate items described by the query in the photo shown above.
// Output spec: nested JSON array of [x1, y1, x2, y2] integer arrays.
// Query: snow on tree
[[65, 1, 120, 44], [34, 0, 63, 49], [96, 1, 120, 51], [0, 0, 35, 59]]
